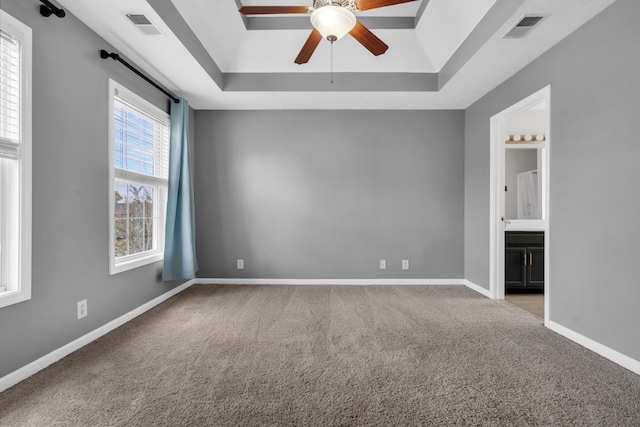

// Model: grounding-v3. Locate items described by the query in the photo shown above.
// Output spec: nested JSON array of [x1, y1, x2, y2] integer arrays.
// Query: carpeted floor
[[1, 284, 639, 426]]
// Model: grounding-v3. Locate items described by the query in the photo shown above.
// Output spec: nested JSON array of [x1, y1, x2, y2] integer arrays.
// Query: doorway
[[489, 86, 550, 325]]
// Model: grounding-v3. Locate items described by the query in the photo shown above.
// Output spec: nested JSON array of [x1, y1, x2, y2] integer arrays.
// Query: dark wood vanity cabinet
[[505, 232, 544, 292]]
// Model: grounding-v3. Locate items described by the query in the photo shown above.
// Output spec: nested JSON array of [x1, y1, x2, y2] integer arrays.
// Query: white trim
[[489, 85, 551, 303], [0, 280, 195, 393], [192, 278, 466, 286], [547, 320, 640, 376], [0, 10, 32, 309], [463, 279, 491, 297], [112, 251, 164, 274]]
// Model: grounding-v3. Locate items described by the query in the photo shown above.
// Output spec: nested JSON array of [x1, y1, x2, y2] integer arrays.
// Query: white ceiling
[[57, 0, 616, 110]]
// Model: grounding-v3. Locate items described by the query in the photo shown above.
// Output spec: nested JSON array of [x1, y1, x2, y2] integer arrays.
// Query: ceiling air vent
[[503, 15, 545, 39], [126, 13, 162, 36]]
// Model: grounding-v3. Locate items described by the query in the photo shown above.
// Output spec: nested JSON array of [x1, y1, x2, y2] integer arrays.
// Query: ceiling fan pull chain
[[330, 40, 334, 84]]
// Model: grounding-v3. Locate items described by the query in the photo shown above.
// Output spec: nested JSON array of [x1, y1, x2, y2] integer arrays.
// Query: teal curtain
[[163, 97, 198, 281]]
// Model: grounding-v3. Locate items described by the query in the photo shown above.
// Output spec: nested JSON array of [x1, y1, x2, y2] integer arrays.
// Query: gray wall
[[465, 0, 640, 360], [0, 1, 188, 378], [194, 110, 464, 279]]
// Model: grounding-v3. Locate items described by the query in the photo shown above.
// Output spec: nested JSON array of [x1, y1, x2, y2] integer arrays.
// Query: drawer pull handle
[[524, 254, 527, 266], [530, 253, 533, 265]]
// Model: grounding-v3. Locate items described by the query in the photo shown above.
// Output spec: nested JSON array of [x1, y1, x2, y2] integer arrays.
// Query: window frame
[[0, 10, 32, 309], [108, 79, 169, 275]]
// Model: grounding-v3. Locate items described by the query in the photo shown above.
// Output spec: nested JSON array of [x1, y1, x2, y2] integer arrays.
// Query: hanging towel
[[517, 170, 538, 219]]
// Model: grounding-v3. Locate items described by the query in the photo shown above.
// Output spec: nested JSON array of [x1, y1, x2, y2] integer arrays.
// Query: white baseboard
[[192, 278, 466, 286], [547, 320, 640, 376], [0, 280, 195, 393], [463, 279, 491, 297]]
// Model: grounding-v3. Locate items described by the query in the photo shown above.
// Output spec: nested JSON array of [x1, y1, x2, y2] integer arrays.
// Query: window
[[0, 11, 32, 309], [108, 80, 169, 274]]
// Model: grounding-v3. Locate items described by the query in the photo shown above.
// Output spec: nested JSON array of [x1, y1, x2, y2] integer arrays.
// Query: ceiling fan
[[239, 0, 418, 65]]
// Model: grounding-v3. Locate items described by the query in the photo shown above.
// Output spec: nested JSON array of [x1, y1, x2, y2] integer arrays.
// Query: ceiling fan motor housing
[[311, 5, 357, 40]]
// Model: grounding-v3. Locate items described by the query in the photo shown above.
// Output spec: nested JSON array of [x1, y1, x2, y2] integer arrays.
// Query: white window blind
[[113, 96, 169, 184], [0, 29, 21, 159]]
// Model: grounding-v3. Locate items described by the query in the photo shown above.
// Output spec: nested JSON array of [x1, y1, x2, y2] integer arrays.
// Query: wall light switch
[[402, 260, 409, 270], [236, 259, 244, 270], [379, 259, 386, 270]]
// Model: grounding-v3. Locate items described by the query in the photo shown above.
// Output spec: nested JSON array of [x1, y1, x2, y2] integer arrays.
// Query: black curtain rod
[[100, 50, 179, 104], [39, 0, 65, 18]]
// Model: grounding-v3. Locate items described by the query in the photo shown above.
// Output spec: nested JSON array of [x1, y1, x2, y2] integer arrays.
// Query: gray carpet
[[1, 285, 639, 426]]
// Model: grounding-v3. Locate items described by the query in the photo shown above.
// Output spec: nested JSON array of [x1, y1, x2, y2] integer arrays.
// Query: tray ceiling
[[57, 0, 616, 109]]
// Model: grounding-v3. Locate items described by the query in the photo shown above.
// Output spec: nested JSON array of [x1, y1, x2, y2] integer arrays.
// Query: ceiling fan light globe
[[310, 6, 356, 41]]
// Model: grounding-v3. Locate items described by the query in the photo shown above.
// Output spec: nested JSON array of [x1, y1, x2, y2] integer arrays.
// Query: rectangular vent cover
[[517, 16, 544, 27], [126, 14, 162, 36], [503, 15, 545, 39], [126, 14, 151, 25]]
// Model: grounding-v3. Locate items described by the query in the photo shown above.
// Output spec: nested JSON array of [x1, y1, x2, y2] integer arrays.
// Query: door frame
[[489, 85, 551, 325]]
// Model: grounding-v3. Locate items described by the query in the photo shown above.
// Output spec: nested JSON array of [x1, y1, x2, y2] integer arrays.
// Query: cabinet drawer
[[506, 231, 544, 247]]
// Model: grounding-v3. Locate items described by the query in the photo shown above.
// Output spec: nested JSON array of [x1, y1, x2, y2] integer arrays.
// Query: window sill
[[0, 288, 31, 309], [110, 251, 163, 275]]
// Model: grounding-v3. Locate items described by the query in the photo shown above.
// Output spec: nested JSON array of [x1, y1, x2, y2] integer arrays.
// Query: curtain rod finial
[[40, 5, 53, 17], [100, 49, 179, 103], [100, 50, 120, 61], [40, 2, 65, 18]]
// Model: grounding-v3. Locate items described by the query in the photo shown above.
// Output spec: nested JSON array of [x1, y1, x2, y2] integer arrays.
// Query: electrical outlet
[[236, 259, 244, 270], [402, 260, 409, 270], [77, 299, 87, 319], [379, 259, 386, 270]]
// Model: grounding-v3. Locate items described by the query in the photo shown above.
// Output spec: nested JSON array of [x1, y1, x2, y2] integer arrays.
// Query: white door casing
[[489, 85, 551, 326]]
